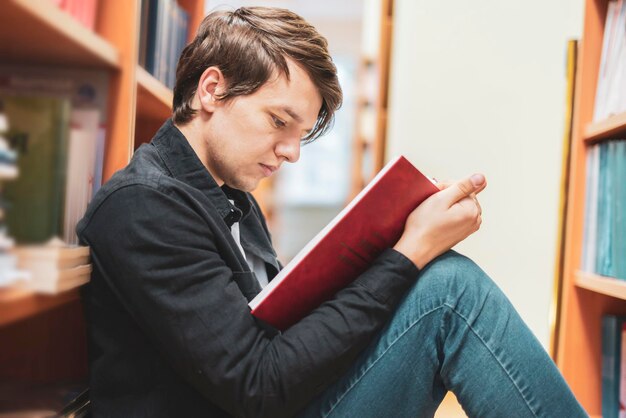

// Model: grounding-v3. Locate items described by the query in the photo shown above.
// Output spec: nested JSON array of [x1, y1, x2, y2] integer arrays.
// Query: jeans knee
[[413, 250, 498, 308]]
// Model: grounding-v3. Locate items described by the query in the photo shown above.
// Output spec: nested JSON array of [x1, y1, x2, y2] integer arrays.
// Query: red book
[[249, 155, 440, 330]]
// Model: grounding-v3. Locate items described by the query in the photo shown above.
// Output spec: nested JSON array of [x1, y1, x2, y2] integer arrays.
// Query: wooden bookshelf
[[576, 272, 626, 301], [0, 0, 120, 69], [0, 288, 81, 328], [0, 0, 206, 395], [136, 66, 173, 122], [556, 0, 626, 415], [350, 0, 394, 198], [584, 111, 626, 142]]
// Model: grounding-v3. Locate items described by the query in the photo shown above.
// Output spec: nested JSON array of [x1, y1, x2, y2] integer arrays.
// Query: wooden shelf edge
[[7, 0, 120, 68], [136, 66, 173, 120], [575, 271, 626, 300], [584, 111, 626, 142], [0, 287, 81, 327]]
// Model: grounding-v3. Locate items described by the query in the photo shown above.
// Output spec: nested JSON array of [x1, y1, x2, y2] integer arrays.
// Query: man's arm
[[80, 182, 418, 418]]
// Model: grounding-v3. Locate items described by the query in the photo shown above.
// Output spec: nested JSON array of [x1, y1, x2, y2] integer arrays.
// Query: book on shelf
[[140, 0, 190, 89], [594, 0, 626, 122], [64, 109, 100, 245], [0, 66, 110, 245], [13, 238, 91, 294], [250, 155, 440, 330], [0, 99, 27, 288], [51, 0, 100, 31], [2, 95, 71, 244], [581, 140, 626, 280], [602, 315, 626, 418]]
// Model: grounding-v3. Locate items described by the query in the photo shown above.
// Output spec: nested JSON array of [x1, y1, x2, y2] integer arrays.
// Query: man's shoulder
[[92, 144, 169, 201], [77, 145, 200, 231]]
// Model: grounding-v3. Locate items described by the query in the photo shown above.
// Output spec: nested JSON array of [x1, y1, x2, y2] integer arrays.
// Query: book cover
[[138, 0, 151, 68], [17, 263, 91, 294], [2, 95, 71, 243], [581, 144, 595, 272], [603, 315, 626, 418], [613, 141, 626, 280], [597, 141, 612, 276], [618, 322, 626, 418], [63, 109, 100, 245], [14, 239, 89, 269], [593, 0, 617, 122], [0, 65, 110, 230], [249, 156, 439, 330], [144, 0, 161, 75]]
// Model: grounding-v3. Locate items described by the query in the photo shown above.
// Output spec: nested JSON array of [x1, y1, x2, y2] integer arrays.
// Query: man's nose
[[276, 136, 301, 163]]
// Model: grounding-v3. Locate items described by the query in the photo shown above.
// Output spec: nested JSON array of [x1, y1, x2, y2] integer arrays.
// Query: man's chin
[[224, 177, 259, 193]]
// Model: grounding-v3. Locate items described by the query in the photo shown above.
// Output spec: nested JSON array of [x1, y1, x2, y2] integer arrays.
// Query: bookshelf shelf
[[0, 0, 120, 69], [576, 271, 626, 300], [0, 287, 80, 328], [136, 66, 173, 122], [0, 0, 206, 396], [584, 111, 626, 142]]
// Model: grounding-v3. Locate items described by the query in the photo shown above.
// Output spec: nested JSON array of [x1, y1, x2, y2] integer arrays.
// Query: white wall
[[387, 0, 584, 348]]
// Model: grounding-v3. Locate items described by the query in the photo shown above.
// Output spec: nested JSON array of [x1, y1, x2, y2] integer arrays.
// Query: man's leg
[[298, 251, 586, 418]]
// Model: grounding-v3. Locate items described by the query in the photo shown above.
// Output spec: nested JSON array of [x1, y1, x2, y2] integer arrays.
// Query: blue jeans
[[298, 251, 587, 417]]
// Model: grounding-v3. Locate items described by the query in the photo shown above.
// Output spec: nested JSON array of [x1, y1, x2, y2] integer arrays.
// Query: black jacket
[[77, 119, 419, 417]]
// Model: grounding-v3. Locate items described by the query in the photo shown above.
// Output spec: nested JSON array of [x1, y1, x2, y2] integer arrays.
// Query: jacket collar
[[150, 119, 250, 228]]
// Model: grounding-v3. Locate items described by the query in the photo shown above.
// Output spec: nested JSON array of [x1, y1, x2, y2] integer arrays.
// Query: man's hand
[[393, 174, 486, 269]]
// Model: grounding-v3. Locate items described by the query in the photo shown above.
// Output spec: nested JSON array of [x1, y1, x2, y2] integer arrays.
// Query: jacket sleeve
[[79, 182, 419, 418]]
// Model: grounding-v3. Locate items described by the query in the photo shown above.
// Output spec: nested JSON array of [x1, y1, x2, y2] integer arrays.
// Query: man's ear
[[197, 66, 225, 113]]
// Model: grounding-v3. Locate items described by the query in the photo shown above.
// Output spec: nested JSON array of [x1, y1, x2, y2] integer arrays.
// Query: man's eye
[[272, 116, 286, 128]]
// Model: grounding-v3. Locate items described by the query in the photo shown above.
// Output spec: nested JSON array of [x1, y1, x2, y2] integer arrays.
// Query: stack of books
[[139, 0, 190, 89], [0, 100, 29, 288], [594, 0, 626, 122], [581, 140, 626, 279], [0, 66, 109, 246], [13, 238, 91, 294]]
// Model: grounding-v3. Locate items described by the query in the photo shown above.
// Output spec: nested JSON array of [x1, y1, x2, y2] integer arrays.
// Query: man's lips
[[260, 163, 278, 176]]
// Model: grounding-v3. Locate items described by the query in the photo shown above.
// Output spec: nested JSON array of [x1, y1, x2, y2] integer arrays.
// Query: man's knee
[[413, 250, 497, 305]]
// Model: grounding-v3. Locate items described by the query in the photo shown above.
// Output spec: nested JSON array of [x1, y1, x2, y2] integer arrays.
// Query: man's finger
[[436, 180, 453, 191], [441, 174, 486, 206]]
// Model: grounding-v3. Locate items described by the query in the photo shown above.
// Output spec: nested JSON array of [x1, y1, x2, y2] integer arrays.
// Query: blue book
[[144, 0, 160, 75], [597, 141, 613, 276], [602, 315, 626, 418], [614, 141, 626, 280]]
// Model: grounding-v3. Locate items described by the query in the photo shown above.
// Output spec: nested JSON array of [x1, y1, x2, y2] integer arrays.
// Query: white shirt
[[229, 201, 269, 288]]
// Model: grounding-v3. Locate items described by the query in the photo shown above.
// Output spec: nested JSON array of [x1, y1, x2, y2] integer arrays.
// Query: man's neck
[[174, 118, 224, 187]]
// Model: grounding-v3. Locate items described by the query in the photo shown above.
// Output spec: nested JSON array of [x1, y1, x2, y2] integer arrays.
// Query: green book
[[2, 95, 71, 243]]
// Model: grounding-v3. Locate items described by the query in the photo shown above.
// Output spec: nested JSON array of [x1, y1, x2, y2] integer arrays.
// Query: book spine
[[603, 315, 621, 418]]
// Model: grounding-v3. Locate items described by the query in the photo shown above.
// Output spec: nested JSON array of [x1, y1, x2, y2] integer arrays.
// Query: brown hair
[[173, 7, 342, 142]]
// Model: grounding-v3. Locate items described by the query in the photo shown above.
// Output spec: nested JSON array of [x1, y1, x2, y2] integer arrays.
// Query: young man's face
[[199, 59, 323, 192]]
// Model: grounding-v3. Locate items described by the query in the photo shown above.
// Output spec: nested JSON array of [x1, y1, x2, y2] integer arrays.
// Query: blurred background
[[4, 0, 625, 416]]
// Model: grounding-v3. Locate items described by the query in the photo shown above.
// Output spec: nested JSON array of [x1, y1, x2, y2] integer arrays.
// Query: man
[[77, 7, 586, 418]]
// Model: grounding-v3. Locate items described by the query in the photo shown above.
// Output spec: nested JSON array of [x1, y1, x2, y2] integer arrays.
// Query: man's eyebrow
[[281, 107, 313, 134], [282, 107, 303, 123]]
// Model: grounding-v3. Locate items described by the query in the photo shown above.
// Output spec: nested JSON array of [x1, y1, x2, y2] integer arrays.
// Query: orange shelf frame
[[136, 66, 174, 122], [556, 0, 626, 415], [0, 287, 81, 327]]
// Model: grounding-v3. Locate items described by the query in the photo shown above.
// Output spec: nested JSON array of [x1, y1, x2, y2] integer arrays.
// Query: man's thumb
[[470, 173, 486, 189], [444, 174, 486, 205]]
